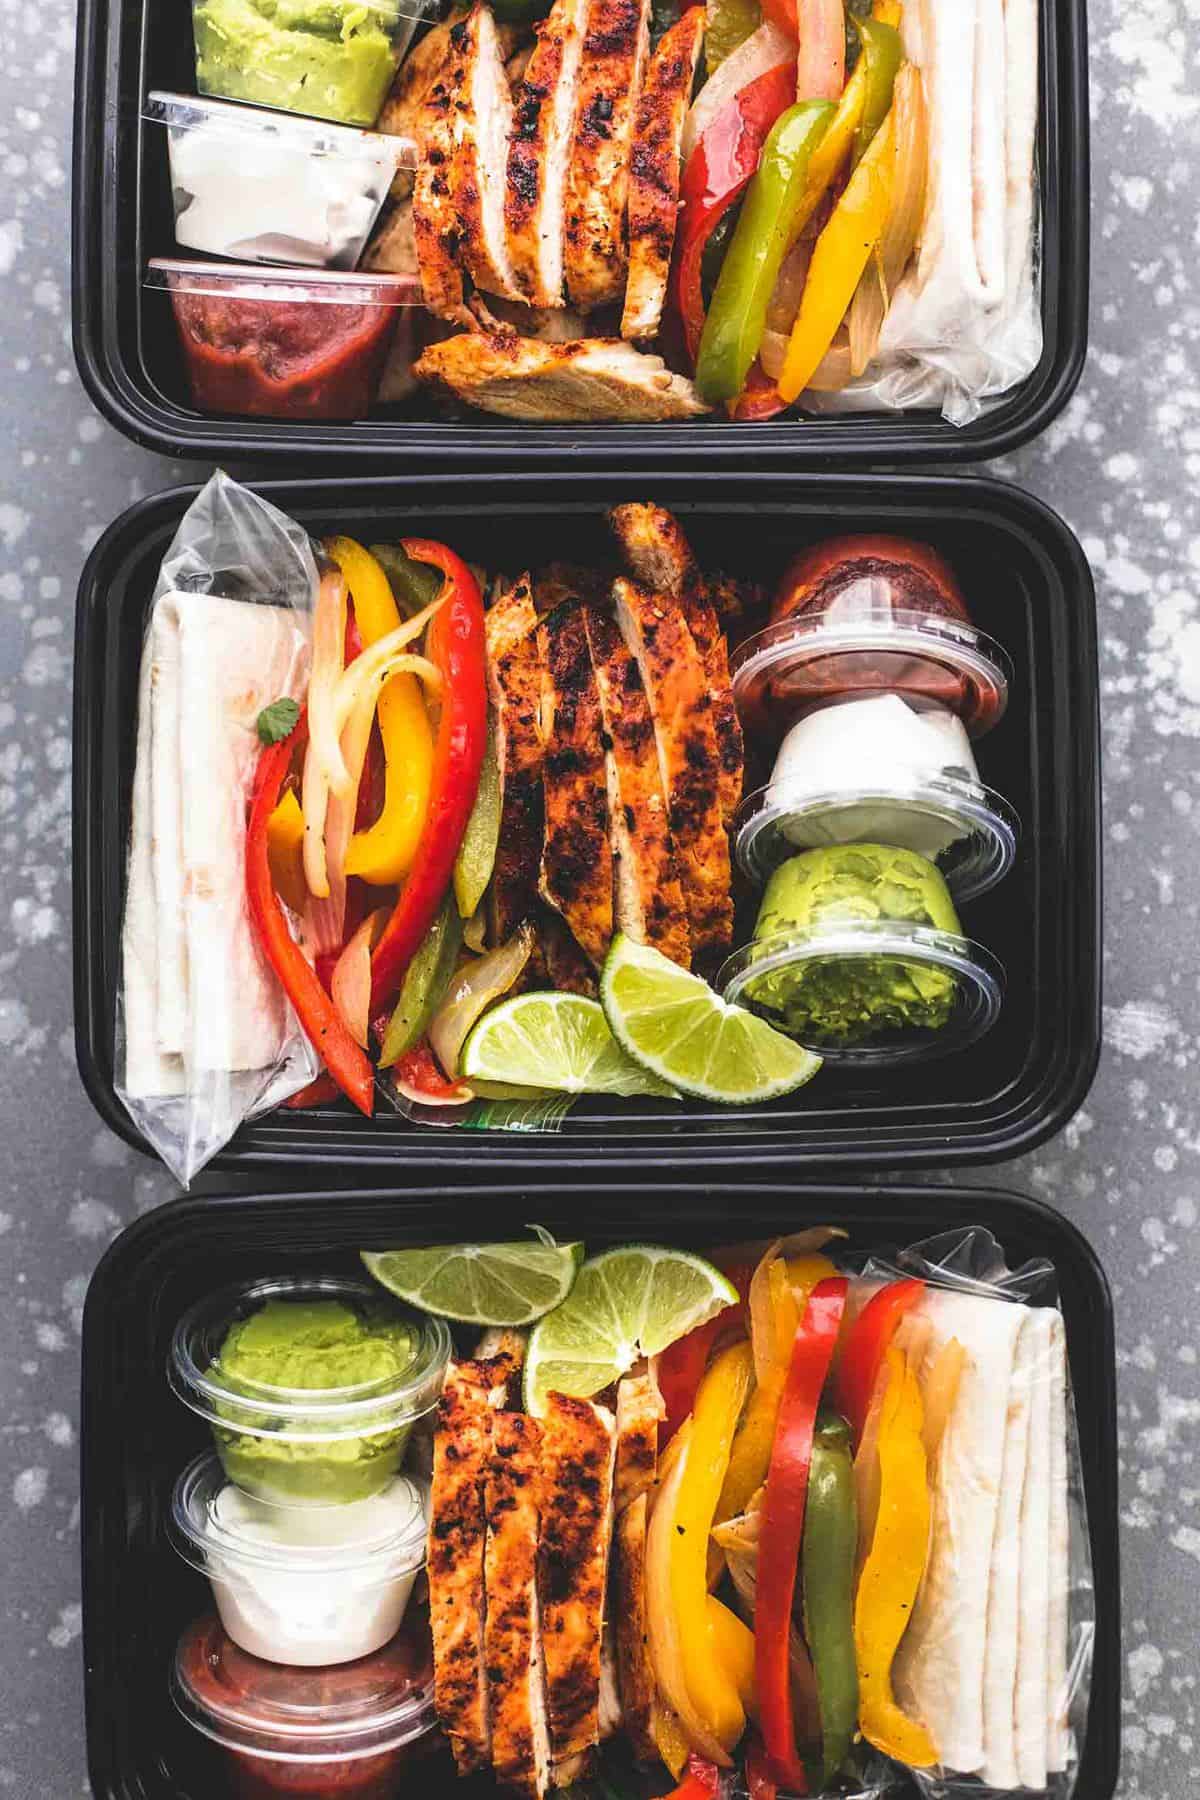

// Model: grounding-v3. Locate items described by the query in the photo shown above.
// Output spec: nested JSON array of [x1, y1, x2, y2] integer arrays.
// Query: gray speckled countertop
[[2, 0, 1198, 1792]]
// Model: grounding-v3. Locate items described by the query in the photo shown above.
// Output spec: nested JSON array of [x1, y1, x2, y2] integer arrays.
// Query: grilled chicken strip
[[563, 0, 652, 309], [485, 1412, 552, 1800], [538, 603, 613, 968], [582, 606, 691, 968], [411, 26, 472, 323], [487, 575, 546, 945], [540, 907, 600, 997], [414, 331, 711, 421], [612, 576, 734, 958], [613, 1371, 664, 1514], [452, 3, 524, 304], [538, 1394, 618, 1767], [429, 1362, 495, 1774], [609, 503, 744, 823], [507, 0, 591, 307], [622, 7, 706, 340], [613, 1492, 656, 1762], [476, 1332, 529, 1407], [533, 563, 610, 614]]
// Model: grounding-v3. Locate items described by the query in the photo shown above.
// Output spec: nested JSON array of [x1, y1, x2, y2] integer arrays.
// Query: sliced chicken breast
[[538, 1394, 618, 1768], [540, 906, 600, 997], [562, 0, 652, 310], [582, 606, 691, 968], [613, 1491, 656, 1762], [452, 3, 524, 304], [537, 603, 614, 968], [377, 7, 466, 200], [609, 503, 744, 823], [613, 1370, 664, 1514], [621, 7, 706, 340], [612, 576, 733, 958], [486, 575, 546, 945], [485, 1411, 552, 1800], [429, 1362, 495, 1774], [411, 28, 471, 323], [413, 331, 711, 420], [507, 0, 591, 307]]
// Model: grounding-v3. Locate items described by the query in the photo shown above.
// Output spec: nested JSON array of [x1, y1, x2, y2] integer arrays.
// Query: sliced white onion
[[330, 909, 390, 1047], [428, 925, 534, 1078], [682, 22, 794, 167]]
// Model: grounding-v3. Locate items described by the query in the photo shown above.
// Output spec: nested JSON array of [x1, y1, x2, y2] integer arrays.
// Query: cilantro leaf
[[256, 696, 301, 746]]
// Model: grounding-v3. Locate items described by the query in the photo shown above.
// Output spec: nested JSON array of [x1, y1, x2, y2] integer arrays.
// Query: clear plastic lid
[[170, 1452, 429, 1579], [731, 608, 1011, 743], [144, 92, 417, 167], [172, 1614, 437, 1761], [168, 1274, 451, 1444], [734, 773, 1019, 902], [719, 919, 1005, 1063], [146, 260, 423, 308]]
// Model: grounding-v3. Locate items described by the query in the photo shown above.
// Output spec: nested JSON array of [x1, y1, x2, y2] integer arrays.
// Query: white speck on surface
[[1104, 1000, 1180, 1059], [12, 1469, 48, 1512], [46, 1606, 81, 1651]]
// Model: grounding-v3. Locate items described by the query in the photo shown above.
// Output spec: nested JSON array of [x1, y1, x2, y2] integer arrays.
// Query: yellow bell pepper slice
[[854, 1347, 939, 1767], [778, 106, 897, 404], [707, 1595, 758, 1717], [325, 536, 434, 888], [669, 1342, 755, 1751], [266, 789, 308, 917]]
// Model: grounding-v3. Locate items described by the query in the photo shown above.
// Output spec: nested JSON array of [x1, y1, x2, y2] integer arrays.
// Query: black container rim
[[79, 1179, 1121, 1800], [71, 469, 1102, 1173], [70, 0, 1089, 464]]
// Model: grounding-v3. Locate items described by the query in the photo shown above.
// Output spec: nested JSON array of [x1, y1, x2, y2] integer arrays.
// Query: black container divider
[[73, 470, 1101, 1175], [81, 1182, 1120, 1800], [71, 0, 1088, 465]]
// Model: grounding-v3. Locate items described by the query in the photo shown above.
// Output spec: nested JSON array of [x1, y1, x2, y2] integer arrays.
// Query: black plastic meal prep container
[[72, 468, 1101, 1176], [79, 1178, 1121, 1800], [70, 0, 1088, 465]]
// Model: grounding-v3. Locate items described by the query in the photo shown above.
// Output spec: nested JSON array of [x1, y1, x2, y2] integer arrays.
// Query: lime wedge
[[459, 991, 677, 1098], [600, 933, 823, 1104], [524, 1245, 738, 1415], [362, 1238, 584, 1327]]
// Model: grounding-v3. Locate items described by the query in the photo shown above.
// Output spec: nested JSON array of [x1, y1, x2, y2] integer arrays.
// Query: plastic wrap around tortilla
[[895, 1287, 1070, 1780], [122, 591, 309, 1097]]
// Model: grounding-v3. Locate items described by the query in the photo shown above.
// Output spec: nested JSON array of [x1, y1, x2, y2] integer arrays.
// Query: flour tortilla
[[980, 1307, 1036, 1787], [1014, 1307, 1054, 1788], [893, 1288, 1027, 1773], [122, 590, 308, 1094], [121, 639, 186, 1099], [1046, 1312, 1071, 1772], [147, 603, 187, 1058]]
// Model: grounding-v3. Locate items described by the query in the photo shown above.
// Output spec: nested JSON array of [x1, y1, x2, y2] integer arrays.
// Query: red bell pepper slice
[[672, 62, 796, 366], [668, 1755, 727, 1799], [755, 1275, 848, 1789], [283, 1072, 342, 1110], [369, 540, 487, 1015], [246, 721, 375, 1117], [730, 360, 789, 420], [834, 1277, 925, 1447], [745, 1737, 779, 1800], [390, 1038, 474, 1105], [657, 1257, 754, 1444]]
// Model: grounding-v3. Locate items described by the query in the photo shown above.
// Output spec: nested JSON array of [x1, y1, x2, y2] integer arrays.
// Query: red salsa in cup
[[147, 262, 419, 422], [173, 1614, 438, 1799]]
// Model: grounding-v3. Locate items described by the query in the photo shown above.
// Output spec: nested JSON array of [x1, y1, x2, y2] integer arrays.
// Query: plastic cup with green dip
[[169, 1276, 451, 1507], [718, 843, 1004, 1062], [190, 0, 431, 128]]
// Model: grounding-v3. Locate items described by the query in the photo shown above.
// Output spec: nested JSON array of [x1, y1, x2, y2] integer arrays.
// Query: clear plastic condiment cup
[[170, 1451, 429, 1666], [719, 918, 1005, 1064], [168, 1274, 450, 1508], [145, 92, 414, 269], [172, 1613, 438, 1800], [190, 0, 434, 128]]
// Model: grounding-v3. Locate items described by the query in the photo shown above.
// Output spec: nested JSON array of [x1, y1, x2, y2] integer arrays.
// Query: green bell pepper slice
[[694, 99, 835, 406], [802, 1410, 860, 1785], [453, 713, 502, 919], [378, 894, 463, 1068], [852, 17, 903, 165]]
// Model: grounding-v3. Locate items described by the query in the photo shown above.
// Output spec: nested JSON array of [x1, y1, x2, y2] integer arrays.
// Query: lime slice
[[524, 1245, 738, 1415], [460, 991, 677, 1098], [361, 1238, 585, 1327], [600, 933, 823, 1103]]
